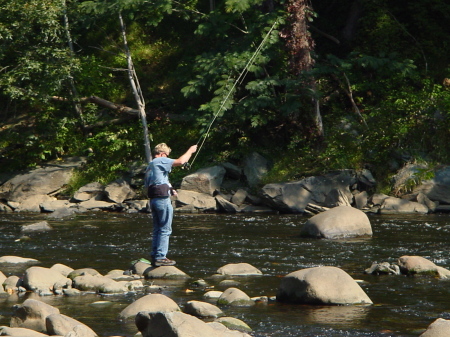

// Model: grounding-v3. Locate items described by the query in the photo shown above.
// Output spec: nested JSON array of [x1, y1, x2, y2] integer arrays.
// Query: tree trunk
[[285, 0, 324, 137], [119, 12, 152, 163]]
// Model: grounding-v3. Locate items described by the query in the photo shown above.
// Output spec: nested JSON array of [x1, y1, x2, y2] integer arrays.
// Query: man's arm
[[172, 145, 197, 167]]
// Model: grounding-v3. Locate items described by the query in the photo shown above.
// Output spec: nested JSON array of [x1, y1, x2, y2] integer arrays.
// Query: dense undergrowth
[[1, 0, 450, 196]]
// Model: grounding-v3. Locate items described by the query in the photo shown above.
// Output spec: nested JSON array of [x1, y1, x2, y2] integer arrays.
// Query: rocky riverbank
[[1, 154, 450, 217]]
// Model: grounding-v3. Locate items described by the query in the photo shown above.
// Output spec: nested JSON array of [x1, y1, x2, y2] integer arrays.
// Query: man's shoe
[[154, 258, 176, 267]]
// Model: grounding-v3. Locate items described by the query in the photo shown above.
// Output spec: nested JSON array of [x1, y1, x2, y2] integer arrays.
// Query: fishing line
[[185, 19, 278, 169]]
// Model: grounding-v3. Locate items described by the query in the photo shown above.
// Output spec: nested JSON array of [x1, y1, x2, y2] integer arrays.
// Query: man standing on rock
[[145, 143, 197, 267]]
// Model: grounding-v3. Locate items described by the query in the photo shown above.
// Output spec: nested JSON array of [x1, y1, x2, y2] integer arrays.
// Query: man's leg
[[150, 197, 174, 266]]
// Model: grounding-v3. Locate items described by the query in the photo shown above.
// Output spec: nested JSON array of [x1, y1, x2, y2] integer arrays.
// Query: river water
[[1, 211, 450, 336]]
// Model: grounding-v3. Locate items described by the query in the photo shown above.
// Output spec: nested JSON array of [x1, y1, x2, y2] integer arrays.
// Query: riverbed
[[1, 212, 449, 336]]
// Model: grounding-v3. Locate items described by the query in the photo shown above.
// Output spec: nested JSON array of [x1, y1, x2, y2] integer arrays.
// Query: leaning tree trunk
[[119, 12, 152, 163], [285, 0, 324, 137]]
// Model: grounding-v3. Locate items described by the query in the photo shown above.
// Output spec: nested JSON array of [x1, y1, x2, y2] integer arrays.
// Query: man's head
[[154, 143, 171, 156]]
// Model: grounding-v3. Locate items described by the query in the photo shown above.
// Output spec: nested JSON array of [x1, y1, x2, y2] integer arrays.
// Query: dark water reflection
[[1, 212, 450, 336]]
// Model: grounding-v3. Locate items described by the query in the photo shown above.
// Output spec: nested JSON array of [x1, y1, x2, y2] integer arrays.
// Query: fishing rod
[[183, 19, 278, 170]]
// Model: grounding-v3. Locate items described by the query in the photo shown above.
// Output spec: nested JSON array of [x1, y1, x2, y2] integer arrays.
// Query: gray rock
[[45, 313, 97, 337], [300, 206, 372, 239], [175, 190, 217, 210], [364, 262, 400, 275], [276, 266, 373, 305], [3, 276, 22, 293], [0, 157, 86, 203], [243, 152, 270, 187], [23, 266, 71, 294], [217, 288, 254, 307], [379, 197, 428, 214], [221, 162, 243, 180], [397, 255, 450, 278], [0, 326, 51, 336], [105, 178, 136, 203], [20, 221, 52, 233], [183, 300, 224, 318], [231, 189, 247, 206], [181, 166, 226, 195], [119, 293, 180, 320], [354, 191, 368, 209], [0, 256, 39, 264], [215, 195, 239, 213], [72, 182, 104, 202], [10, 299, 60, 333], [217, 263, 262, 276], [135, 311, 251, 337], [215, 317, 252, 333], [144, 266, 190, 279], [261, 170, 357, 213]]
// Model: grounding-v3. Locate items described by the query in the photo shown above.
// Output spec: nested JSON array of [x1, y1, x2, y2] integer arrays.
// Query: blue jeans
[[150, 197, 173, 260]]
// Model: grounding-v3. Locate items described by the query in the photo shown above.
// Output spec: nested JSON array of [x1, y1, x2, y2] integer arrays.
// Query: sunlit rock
[[217, 288, 254, 307], [180, 165, 226, 195], [215, 316, 252, 333], [46, 313, 97, 337], [135, 311, 251, 337], [144, 266, 190, 279], [0, 326, 50, 337], [397, 255, 450, 278], [183, 300, 224, 318], [0, 256, 39, 264], [300, 206, 372, 239], [420, 318, 450, 337], [217, 263, 262, 276], [49, 263, 74, 277], [10, 299, 60, 333], [23, 266, 72, 295], [276, 266, 373, 305], [119, 294, 180, 320]]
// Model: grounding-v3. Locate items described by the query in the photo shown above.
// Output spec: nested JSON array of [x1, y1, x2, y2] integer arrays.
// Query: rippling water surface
[[1, 212, 450, 336]]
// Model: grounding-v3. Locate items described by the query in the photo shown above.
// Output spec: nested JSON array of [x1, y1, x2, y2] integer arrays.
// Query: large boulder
[[261, 170, 357, 213], [10, 299, 60, 333], [135, 311, 251, 337], [180, 166, 226, 195], [45, 313, 97, 337], [300, 206, 372, 239], [175, 190, 217, 210], [23, 266, 71, 294], [420, 318, 450, 337], [276, 266, 373, 305], [118, 294, 181, 320], [0, 157, 86, 204]]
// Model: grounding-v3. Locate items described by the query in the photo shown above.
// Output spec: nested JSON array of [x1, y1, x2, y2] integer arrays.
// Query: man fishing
[[145, 143, 197, 267]]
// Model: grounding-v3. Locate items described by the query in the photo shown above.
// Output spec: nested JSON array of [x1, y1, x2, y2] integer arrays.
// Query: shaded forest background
[[1, 0, 450, 193]]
